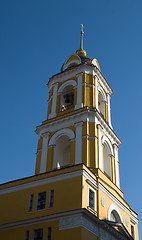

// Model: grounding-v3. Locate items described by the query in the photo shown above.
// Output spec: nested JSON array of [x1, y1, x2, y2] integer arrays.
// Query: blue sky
[[0, 0, 142, 238]]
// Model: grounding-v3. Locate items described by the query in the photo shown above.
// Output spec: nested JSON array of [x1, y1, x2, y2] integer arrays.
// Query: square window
[[131, 224, 135, 239], [25, 230, 29, 240], [37, 192, 46, 210], [33, 229, 43, 240], [88, 186, 96, 211], [47, 227, 52, 240]]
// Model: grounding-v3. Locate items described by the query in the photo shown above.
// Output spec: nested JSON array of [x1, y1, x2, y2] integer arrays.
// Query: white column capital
[[113, 143, 119, 150], [74, 121, 84, 128], [76, 72, 83, 77], [97, 124, 103, 131], [41, 131, 50, 139]]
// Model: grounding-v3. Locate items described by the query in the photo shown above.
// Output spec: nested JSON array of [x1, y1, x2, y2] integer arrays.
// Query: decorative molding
[[48, 128, 75, 146], [58, 80, 77, 93], [101, 197, 106, 207], [108, 203, 124, 224]]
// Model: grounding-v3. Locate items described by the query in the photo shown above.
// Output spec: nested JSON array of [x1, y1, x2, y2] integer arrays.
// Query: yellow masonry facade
[[0, 35, 139, 240]]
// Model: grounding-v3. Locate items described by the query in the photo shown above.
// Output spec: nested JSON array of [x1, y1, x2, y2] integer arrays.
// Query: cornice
[[36, 108, 121, 146], [48, 64, 112, 95]]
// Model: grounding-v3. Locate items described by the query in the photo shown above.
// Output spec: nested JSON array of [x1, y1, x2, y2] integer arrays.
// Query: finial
[[76, 24, 86, 56]]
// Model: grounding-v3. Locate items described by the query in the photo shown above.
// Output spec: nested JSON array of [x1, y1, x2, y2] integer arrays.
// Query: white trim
[[88, 185, 96, 212], [98, 124, 103, 171], [48, 128, 75, 146], [37, 109, 121, 146], [49, 83, 58, 119], [75, 73, 83, 110], [108, 203, 124, 223], [114, 144, 120, 188], [95, 76, 98, 110], [48, 64, 112, 96], [82, 82, 95, 88], [130, 222, 135, 239], [62, 55, 81, 71], [40, 132, 50, 173], [107, 94, 112, 127], [98, 85, 107, 102], [102, 135, 114, 156], [58, 80, 77, 93]]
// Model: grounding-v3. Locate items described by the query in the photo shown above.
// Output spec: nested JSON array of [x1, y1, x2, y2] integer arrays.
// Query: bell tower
[[35, 25, 120, 190]]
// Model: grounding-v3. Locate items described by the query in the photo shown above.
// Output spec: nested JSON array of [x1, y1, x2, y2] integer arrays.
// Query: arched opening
[[61, 85, 74, 111], [98, 91, 105, 117], [53, 135, 70, 169], [103, 142, 111, 179], [110, 210, 121, 223]]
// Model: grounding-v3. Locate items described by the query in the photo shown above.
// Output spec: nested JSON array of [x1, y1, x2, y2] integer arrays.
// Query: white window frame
[[88, 185, 96, 212], [36, 192, 46, 211], [131, 222, 135, 240]]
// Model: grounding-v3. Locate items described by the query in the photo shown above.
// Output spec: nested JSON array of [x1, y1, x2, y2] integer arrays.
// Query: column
[[107, 94, 112, 127], [95, 75, 98, 110], [40, 132, 50, 173], [75, 73, 83, 110], [74, 121, 83, 164], [114, 144, 120, 188], [98, 124, 103, 171], [49, 82, 58, 119]]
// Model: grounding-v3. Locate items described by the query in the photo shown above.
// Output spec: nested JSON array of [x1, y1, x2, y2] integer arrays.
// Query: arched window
[[108, 203, 124, 224], [53, 135, 70, 169], [58, 80, 76, 112], [48, 128, 75, 170], [103, 142, 111, 179], [98, 91, 105, 117], [61, 85, 74, 111], [110, 210, 121, 223]]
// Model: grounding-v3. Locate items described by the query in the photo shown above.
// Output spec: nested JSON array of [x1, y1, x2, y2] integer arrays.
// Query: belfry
[[0, 26, 139, 240]]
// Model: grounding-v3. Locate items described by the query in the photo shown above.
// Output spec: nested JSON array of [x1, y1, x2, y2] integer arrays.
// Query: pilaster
[[114, 144, 120, 188], [97, 124, 103, 171], [74, 121, 83, 164], [49, 82, 58, 119], [40, 132, 50, 173], [75, 73, 83, 110]]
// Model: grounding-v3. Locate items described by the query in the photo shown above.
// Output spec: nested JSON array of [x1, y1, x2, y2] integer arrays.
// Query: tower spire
[[76, 24, 86, 56]]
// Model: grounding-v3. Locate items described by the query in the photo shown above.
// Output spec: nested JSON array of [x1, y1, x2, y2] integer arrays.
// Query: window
[[33, 229, 43, 240], [53, 135, 70, 169], [25, 230, 29, 240], [103, 143, 111, 179], [88, 187, 96, 211], [49, 190, 54, 208], [131, 224, 135, 239], [61, 85, 74, 111], [98, 91, 105, 117], [110, 210, 121, 223], [28, 194, 33, 212], [47, 227, 52, 240], [37, 192, 46, 210]]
